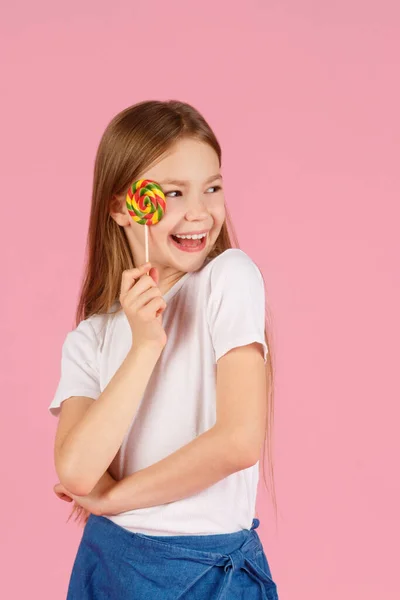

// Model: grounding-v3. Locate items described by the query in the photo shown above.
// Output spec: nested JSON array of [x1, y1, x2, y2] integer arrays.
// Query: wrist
[[102, 477, 133, 516], [101, 483, 119, 516], [129, 341, 164, 360]]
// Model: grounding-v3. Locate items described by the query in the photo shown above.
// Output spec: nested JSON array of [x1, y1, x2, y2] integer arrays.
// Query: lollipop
[[126, 179, 167, 263]]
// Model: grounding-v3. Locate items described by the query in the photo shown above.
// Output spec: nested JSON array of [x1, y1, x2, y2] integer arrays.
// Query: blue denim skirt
[[67, 513, 279, 599]]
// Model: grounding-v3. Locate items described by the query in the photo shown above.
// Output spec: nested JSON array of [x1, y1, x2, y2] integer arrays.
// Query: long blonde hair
[[65, 100, 277, 527]]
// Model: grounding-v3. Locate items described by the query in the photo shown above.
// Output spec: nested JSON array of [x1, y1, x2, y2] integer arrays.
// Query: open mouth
[[169, 233, 208, 253]]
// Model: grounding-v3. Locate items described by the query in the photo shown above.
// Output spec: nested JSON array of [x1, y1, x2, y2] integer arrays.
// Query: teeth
[[174, 233, 207, 240]]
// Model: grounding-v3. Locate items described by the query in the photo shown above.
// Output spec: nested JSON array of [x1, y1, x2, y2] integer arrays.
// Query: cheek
[[149, 219, 174, 239], [160, 203, 182, 224], [211, 199, 226, 224]]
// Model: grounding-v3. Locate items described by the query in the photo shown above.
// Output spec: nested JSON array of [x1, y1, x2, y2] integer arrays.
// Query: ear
[[109, 194, 131, 227]]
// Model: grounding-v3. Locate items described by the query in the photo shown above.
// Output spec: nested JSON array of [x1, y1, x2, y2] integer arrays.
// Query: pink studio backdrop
[[1, 2, 399, 598]]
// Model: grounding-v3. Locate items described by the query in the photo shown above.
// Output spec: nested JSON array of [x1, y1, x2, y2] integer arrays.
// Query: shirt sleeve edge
[[48, 387, 101, 416], [214, 335, 269, 364]]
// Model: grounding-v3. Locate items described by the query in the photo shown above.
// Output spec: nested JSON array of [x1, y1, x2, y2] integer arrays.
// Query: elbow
[[57, 466, 94, 496], [216, 427, 260, 471], [56, 455, 96, 497], [234, 447, 260, 470], [240, 434, 262, 467], [59, 473, 93, 497]]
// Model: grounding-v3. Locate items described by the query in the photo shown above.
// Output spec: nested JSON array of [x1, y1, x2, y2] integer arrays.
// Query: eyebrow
[[157, 174, 223, 186]]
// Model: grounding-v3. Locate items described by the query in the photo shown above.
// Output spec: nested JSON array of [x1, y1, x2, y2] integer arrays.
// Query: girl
[[49, 100, 279, 599]]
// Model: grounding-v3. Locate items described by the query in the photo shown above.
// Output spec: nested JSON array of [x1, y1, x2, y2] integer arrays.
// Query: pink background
[[1, 1, 399, 598]]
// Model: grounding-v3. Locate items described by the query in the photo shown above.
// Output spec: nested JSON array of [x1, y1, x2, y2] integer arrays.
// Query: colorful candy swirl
[[126, 179, 166, 225]]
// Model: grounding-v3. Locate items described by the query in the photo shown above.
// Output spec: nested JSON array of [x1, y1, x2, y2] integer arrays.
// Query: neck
[[153, 265, 187, 296]]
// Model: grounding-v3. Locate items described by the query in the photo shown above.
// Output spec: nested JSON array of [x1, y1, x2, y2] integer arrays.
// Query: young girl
[[49, 100, 279, 599]]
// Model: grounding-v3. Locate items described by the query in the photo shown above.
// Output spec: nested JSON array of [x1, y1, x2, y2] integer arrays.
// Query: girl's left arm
[[102, 342, 267, 515]]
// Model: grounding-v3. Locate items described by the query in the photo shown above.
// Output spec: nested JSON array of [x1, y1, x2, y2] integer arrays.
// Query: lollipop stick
[[145, 224, 149, 264]]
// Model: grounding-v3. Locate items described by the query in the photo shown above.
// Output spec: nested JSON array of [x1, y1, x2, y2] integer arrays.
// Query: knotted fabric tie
[[176, 519, 276, 600]]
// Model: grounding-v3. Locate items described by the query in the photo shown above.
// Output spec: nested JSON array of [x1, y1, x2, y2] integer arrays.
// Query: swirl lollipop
[[126, 179, 167, 263]]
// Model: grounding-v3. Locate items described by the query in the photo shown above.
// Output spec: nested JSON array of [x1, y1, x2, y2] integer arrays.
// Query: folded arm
[[103, 342, 267, 515]]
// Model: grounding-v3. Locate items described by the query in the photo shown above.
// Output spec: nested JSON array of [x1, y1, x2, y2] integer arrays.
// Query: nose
[[184, 192, 209, 221]]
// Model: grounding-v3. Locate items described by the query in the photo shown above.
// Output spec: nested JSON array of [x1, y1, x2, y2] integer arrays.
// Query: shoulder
[[89, 304, 120, 343], [207, 248, 264, 288], [205, 249, 268, 362], [64, 307, 117, 353]]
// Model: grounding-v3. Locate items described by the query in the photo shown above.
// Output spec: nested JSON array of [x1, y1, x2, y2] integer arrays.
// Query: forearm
[[60, 344, 162, 496], [104, 426, 253, 515]]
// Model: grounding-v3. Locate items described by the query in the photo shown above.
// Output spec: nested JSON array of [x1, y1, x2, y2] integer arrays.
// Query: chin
[[167, 247, 212, 274]]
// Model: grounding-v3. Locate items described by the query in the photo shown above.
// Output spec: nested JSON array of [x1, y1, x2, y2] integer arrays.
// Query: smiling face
[[111, 137, 226, 284]]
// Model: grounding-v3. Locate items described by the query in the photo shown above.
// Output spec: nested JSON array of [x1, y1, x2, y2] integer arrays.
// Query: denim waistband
[[84, 515, 277, 599]]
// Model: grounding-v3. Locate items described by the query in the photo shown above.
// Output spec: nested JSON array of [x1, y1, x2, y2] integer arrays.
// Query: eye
[[165, 190, 182, 198], [165, 186, 222, 198]]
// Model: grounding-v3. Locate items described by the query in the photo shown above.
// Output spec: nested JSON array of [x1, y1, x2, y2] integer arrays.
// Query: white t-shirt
[[48, 248, 268, 536]]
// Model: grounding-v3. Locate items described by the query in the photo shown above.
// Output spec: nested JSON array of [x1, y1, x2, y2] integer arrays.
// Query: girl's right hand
[[119, 263, 167, 351]]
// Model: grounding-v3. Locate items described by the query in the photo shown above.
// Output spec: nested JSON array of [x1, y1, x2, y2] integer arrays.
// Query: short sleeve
[[48, 318, 101, 417], [206, 249, 269, 363]]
